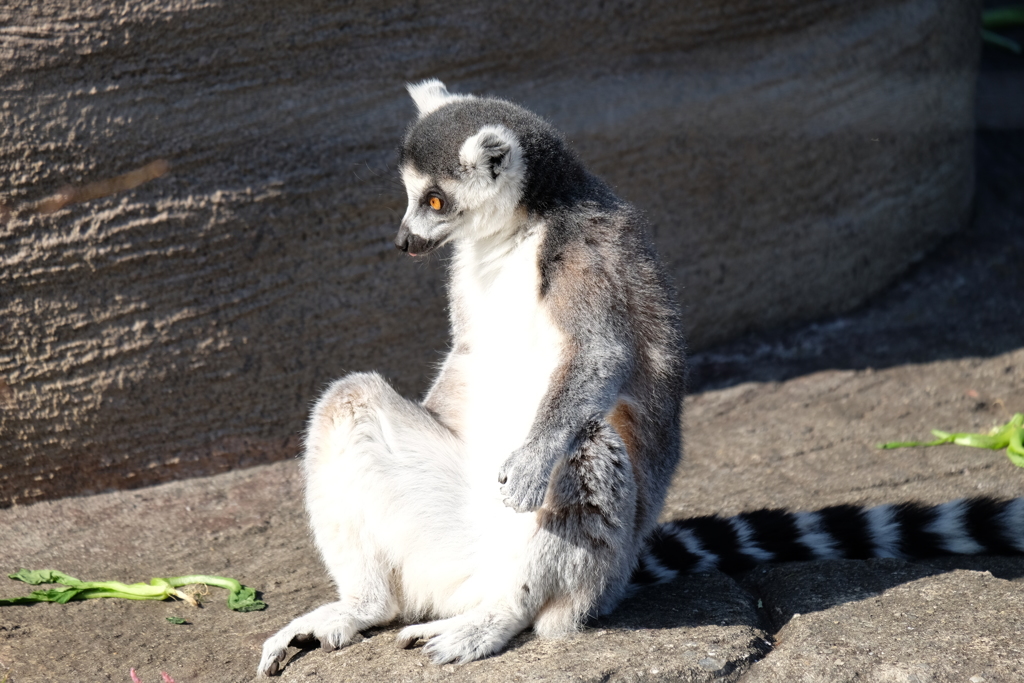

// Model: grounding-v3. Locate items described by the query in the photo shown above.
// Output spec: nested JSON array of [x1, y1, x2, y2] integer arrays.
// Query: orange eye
[[429, 196, 443, 211]]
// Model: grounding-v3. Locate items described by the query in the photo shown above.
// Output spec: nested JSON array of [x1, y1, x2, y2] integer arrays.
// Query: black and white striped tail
[[632, 497, 1024, 586]]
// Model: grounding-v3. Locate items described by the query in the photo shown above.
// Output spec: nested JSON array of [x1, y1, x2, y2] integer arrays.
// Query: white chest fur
[[449, 228, 565, 476]]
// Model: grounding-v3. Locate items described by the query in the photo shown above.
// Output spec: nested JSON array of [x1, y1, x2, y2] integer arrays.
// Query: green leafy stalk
[[983, 6, 1024, 29], [0, 569, 265, 612], [880, 413, 1024, 468], [983, 6, 1024, 54], [160, 574, 266, 612]]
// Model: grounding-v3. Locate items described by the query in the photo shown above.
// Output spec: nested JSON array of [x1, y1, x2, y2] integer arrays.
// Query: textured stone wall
[[0, 0, 980, 505]]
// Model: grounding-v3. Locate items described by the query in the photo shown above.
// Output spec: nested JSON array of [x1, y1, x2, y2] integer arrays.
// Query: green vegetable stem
[[879, 412, 1024, 468], [0, 569, 266, 612]]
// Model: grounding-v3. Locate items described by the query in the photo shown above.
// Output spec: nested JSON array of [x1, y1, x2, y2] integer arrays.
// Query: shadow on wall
[[688, 25, 1024, 393], [689, 126, 1024, 392]]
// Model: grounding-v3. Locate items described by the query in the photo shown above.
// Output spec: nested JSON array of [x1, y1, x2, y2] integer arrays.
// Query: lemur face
[[395, 81, 526, 256], [394, 164, 454, 255]]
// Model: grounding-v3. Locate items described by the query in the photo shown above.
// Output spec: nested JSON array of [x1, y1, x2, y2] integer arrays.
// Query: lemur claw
[[498, 445, 552, 512], [257, 648, 284, 677]]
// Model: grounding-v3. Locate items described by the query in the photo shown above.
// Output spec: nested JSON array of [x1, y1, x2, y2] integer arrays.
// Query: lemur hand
[[498, 441, 557, 512]]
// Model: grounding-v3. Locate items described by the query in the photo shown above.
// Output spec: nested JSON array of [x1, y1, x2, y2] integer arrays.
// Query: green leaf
[[0, 595, 52, 606], [8, 569, 83, 587], [983, 6, 1024, 29], [226, 584, 267, 612], [0, 586, 83, 606], [166, 616, 188, 625]]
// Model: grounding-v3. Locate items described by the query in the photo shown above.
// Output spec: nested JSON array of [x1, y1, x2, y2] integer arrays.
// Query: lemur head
[[395, 79, 593, 256]]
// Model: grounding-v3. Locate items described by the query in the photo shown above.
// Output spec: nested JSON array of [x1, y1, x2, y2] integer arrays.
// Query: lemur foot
[[498, 442, 556, 512], [257, 603, 357, 676], [396, 612, 524, 664]]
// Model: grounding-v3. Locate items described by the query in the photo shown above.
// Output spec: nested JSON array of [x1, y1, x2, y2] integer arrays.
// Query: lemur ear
[[459, 125, 523, 187], [406, 79, 471, 118]]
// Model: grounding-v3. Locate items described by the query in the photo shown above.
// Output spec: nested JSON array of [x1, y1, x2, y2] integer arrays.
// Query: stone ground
[[2, 39, 1023, 683]]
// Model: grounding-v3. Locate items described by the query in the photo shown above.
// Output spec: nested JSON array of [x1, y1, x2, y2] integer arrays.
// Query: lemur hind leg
[[397, 419, 638, 664], [259, 372, 467, 676]]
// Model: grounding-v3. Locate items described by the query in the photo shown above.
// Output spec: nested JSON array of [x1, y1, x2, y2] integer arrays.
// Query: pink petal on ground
[[161, 673, 176, 683], [130, 668, 142, 683]]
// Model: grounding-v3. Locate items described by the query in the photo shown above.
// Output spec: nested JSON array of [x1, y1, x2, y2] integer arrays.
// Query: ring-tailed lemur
[[257, 81, 1024, 676]]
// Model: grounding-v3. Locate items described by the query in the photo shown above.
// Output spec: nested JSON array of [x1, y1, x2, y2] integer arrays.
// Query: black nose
[[394, 224, 410, 252]]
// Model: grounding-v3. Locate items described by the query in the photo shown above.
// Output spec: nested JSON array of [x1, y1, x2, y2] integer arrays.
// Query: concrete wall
[[0, 0, 980, 506]]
